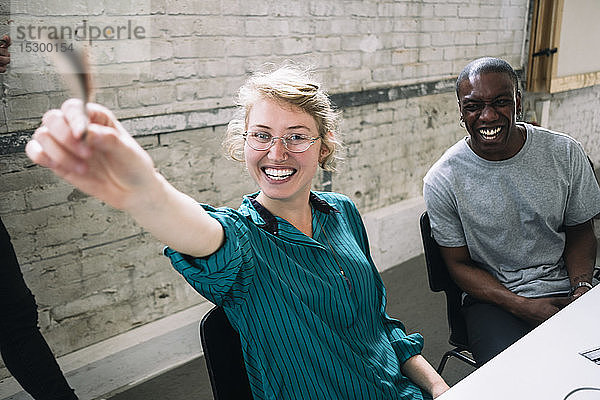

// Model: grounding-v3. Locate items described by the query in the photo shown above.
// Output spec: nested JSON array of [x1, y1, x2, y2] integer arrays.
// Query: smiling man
[[423, 57, 600, 366]]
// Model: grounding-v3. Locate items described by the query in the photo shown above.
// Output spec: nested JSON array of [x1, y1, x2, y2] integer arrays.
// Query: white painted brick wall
[[1, 0, 533, 132]]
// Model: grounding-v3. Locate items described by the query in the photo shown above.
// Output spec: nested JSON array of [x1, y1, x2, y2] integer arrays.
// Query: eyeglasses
[[244, 131, 320, 153]]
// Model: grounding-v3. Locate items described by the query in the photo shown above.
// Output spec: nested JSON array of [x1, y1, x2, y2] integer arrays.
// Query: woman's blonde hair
[[224, 63, 343, 171]]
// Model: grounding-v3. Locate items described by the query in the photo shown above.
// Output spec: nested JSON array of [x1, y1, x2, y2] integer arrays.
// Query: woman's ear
[[318, 132, 333, 163]]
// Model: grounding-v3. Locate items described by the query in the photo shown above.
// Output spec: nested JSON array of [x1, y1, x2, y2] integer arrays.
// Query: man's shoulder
[[527, 123, 581, 148], [525, 124, 589, 168], [423, 138, 469, 184]]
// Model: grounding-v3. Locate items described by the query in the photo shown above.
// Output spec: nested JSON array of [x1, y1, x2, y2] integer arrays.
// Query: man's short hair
[[456, 57, 519, 98]]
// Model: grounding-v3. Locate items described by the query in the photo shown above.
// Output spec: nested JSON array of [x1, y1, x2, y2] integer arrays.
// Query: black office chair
[[200, 306, 253, 400], [419, 211, 477, 374]]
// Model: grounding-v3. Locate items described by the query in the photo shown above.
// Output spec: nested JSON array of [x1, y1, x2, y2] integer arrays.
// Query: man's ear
[[457, 99, 464, 118]]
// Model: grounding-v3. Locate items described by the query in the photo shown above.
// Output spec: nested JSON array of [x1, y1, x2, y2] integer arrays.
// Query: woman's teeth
[[264, 168, 295, 180], [480, 127, 501, 139]]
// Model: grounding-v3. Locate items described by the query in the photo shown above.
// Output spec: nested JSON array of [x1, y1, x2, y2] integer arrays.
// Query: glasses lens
[[246, 132, 271, 151], [286, 136, 312, 152]]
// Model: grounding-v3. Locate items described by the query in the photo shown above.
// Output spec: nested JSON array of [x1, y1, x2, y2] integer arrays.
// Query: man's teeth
[[480, 127, 501, 138], [264, 168, 295, 180]]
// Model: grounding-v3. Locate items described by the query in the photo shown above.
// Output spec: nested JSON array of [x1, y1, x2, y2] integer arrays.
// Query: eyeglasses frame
[[243, 131, 321, 153]]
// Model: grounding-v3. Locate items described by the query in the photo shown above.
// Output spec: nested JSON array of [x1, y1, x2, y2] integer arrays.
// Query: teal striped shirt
[[165, 192, 430, 399]]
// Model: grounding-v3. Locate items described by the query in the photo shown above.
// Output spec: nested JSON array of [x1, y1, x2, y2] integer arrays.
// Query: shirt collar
[[241, 192, 339, 236]]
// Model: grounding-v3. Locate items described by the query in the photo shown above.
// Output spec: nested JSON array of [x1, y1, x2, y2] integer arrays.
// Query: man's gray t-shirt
[[423, 123, 600, 297]]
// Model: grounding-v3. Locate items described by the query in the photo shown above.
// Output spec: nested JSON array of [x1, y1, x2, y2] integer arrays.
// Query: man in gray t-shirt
[[423, 57, 600, 367]]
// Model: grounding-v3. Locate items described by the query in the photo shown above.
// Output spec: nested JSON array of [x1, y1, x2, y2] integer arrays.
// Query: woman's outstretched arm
[[26, 99, 224, 257]]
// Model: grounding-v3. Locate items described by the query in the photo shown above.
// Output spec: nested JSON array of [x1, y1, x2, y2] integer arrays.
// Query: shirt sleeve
[[564, 142, 600, 225], [383, 317, 425, 364], [163, 205, 255, 307], [423, 178, 467, 248], [337, 194, 425, 363]]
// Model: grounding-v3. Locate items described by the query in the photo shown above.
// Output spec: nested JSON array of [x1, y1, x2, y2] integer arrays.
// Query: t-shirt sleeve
[[564, 142, 600, 225], [163, 206, 255, 307], [423, 178, 467, 248]]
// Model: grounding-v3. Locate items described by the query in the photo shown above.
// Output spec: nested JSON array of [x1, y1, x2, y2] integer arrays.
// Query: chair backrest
[[200, 306, 253, 400], [588, 156, 599, 187], [419, 211, 470, 350]]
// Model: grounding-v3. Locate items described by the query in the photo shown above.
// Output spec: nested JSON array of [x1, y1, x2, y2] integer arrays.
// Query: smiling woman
[[25, 63, 449, 399], [223, 64, 342, 171]]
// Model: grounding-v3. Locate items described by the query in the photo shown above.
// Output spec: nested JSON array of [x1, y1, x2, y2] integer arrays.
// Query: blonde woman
[[26, 65, 449, 399]]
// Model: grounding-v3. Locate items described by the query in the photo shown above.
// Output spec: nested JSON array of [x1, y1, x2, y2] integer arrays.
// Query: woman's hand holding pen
[[26, 99, 158, 212], [26, 98, 225, 257]]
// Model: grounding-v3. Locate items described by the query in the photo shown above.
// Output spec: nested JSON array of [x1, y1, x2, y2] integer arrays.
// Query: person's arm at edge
[[563, 220, 596, 298], [440, 246, 570, 326], [0, 35, 10, 73], [401, 354, 449, 398]]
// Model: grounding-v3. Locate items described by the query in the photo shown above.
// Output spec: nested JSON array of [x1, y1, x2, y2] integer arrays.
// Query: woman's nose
[[267, 138, 288, 161]]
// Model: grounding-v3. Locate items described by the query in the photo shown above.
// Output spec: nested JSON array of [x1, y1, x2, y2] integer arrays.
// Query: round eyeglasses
[[244, 131, 320, 153]]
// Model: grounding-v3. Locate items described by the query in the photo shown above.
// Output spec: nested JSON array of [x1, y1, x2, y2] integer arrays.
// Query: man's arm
[[440, 245, 570, 326], [564, 220, 597, 298]]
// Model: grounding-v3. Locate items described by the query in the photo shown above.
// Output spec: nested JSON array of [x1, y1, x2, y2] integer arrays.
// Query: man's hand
[[0, 35, 10, 73], [515, 296, 571, 326], [571, 284, 592, 299]]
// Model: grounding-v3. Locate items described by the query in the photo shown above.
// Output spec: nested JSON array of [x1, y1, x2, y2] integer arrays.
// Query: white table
[[439, 284, 600, 399]]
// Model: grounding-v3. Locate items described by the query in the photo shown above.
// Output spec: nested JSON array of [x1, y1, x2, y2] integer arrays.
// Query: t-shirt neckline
[[461, 122, 532, 166]]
